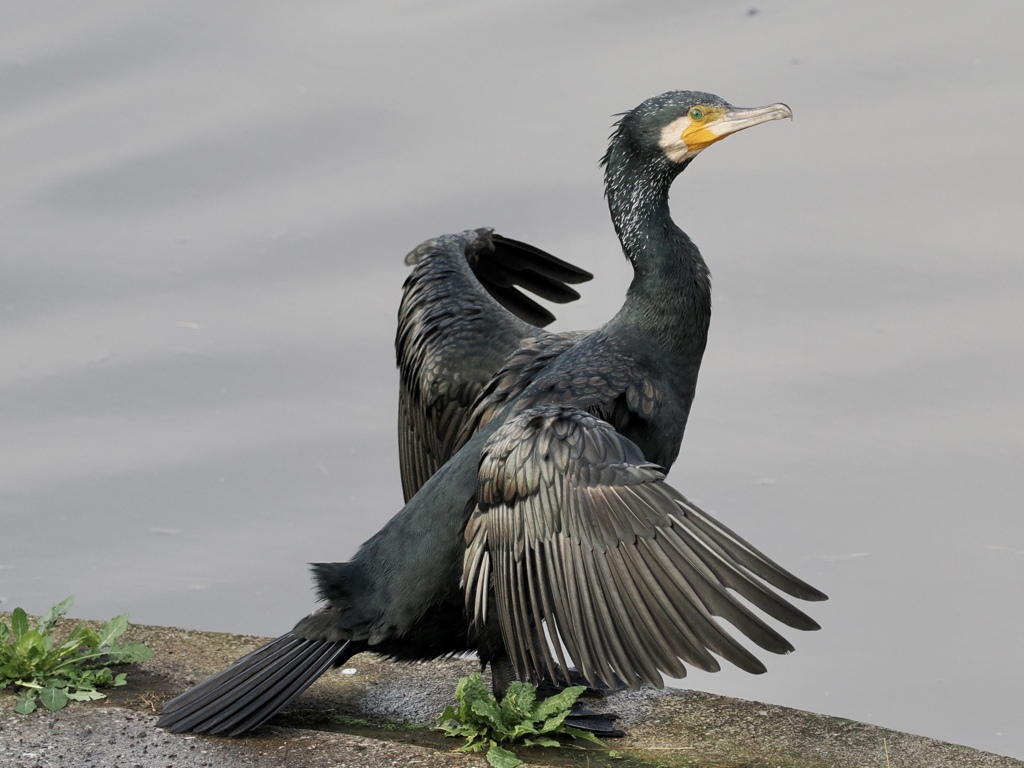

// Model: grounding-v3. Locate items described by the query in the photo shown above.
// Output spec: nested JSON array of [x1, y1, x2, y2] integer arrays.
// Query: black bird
[[157, 91, 827, 737]]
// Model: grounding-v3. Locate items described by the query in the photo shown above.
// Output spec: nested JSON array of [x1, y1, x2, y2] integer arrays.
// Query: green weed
[[436, 672, 604, 767], [0, 595, 153, 714]]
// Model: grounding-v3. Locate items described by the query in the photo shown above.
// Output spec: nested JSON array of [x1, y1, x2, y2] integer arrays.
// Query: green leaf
[[39, 596, 74, 632], [97, 613, 128, 648], [66, 688, 105, 702], [39, 687, 69, 711], [68, 625, 101, 650], [15, 629, 47, 662], [470, 696, 504, 731], [0, 619, 10, 646], [11, 609, 29, 640], [56, 634, 85, 657], [435, 704, 460, 731], [456, 673, 493, 712], [537, 709, 573, 735], [533, 685, 585, 719], [507, 722, 540, 741], [559, 725, 607, 747], [485, 744, 523, 768], [107, 642, 154, 664], [501, 681, 536, 722], [14, 689, 38, 715], [523, 736, 561, 748]]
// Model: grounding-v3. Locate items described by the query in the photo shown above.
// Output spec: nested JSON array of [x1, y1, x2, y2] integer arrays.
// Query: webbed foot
[[564, 704, 625, 738], [536, 667, 625, 700]]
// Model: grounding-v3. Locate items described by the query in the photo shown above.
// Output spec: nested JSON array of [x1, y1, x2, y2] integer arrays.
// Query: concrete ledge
[[1, 617, 1020, 767]]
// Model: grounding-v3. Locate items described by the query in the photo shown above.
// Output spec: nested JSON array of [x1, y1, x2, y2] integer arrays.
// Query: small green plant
[[0, 595, 154, 714], [436, 672, 604, 768]]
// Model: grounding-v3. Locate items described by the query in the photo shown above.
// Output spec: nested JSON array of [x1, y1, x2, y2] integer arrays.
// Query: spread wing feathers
[[397, 229, 592, 502], [156, 633, 353, 736], [474, 234, 593, 326], [464, 404, 826, 691]]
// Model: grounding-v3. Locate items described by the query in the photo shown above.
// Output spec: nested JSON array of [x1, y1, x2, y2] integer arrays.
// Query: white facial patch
[[659, 115, 695, 164]]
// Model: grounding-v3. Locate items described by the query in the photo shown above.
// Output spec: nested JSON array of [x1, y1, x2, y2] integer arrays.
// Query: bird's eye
[[689, 107, 705, 121]]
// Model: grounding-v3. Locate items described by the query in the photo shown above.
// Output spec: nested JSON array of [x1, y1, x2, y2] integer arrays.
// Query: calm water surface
[[3, 1, 1023, 759]]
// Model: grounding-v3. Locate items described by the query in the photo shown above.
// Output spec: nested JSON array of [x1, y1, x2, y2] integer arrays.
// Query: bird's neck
[[605, 156, 712, 362]]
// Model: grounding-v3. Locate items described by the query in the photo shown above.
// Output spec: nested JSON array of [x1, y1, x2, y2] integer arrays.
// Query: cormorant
[[157, 90, 827, 737]]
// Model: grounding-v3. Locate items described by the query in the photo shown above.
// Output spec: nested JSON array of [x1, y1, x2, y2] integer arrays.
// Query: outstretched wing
[[397, 229, 591, 502], [464, 404, 827, 690]]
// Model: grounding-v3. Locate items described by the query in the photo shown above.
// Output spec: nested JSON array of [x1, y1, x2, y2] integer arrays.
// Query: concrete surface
[[1, 617, 1021, 767]]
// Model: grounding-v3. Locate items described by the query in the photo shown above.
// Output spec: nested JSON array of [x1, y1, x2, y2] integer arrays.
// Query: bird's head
[[605, 90, 793, 171]]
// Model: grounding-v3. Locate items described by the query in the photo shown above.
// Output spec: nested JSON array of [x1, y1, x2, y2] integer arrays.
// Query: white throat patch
[[659, 115, 696, 164]]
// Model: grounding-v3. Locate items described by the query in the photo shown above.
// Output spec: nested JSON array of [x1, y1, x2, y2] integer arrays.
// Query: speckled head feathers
[[602, 91, 791, 173], [602, 91, 733, 169]]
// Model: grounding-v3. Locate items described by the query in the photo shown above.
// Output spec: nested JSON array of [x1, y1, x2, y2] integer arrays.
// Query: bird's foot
[[536, 667, 625, 700], [564, 704, 625, 738]]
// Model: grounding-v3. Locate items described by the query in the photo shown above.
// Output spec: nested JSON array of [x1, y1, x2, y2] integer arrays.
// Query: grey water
[[3, 0, 1023, 759]]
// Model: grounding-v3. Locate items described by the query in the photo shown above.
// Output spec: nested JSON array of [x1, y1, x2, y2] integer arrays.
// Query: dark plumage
[[397, 232, 592, 502], [157, 90, 826, 737]]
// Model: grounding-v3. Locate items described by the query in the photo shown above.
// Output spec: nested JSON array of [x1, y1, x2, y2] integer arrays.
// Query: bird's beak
[[685, 103, 793, 154]]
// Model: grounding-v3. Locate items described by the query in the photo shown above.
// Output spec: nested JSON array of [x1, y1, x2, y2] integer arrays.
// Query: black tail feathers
[[157, 633, 354, 736]]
